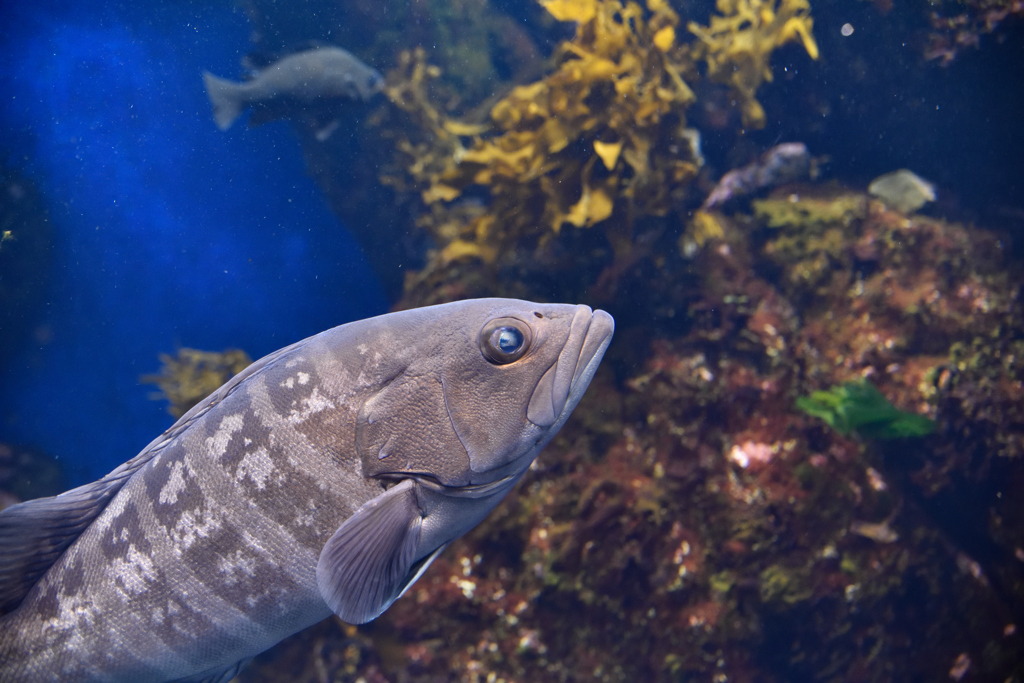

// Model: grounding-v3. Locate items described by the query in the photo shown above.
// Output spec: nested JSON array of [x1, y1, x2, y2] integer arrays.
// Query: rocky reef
[[923, 0, 1024, 64], [237, 186, 1024, 681], [173, 0, 1024, 679]]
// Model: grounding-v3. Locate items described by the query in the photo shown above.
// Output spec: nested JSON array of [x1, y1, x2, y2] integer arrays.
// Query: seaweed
[[380, 0, 819, 287], [796, 379, 936, 439], [141, 348, 252, 418], [689, 0, 819, 128]]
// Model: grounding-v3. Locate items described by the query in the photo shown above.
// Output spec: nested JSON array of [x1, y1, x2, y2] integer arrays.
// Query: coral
[[796, 379, 936, 439], [688, 0, 819, 127], [142, 348, 252, 418]]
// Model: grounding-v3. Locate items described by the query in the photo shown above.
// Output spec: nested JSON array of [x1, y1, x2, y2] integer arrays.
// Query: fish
[[702, 142, 812, 211], [0, 298, 614, 682], [849, 519, 899, 543], [202, 46, 384, 136], [867, 169, 936, 214]]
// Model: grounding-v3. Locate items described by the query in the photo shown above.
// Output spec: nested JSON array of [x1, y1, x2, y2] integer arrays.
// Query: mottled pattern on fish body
[[1, 333, 383, 680], [0, 299, 615, 683]]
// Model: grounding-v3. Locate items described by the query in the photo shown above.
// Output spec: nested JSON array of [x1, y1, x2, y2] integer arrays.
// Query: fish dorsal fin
[[165, 335, 312, 433], [0, 337, 313, 616], [0, 449, 151, 615], [316, 479, 425, 624]]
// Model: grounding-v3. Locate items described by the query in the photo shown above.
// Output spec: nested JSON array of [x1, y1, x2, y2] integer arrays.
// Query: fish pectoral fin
[[316, 478, 424, 624], [394, 542, 447, 600]]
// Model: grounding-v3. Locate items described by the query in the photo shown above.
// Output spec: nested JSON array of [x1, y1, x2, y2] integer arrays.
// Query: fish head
[[758, 142, 811, 183], [355, 299, 614, 488], [337, 66, 383, 100], [324, 299, 612, 624], [318, 47, 384, 100], [358, 69, 385, 99]]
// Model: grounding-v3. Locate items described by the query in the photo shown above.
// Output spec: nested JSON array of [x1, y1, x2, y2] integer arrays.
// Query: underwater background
[[1, 0, 1023, 680], [0, 0, 388, 486]]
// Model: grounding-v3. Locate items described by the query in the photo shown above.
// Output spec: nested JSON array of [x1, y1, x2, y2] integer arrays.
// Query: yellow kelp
[[383, 0, 817, 270], [379, 49, 464, 198], [402, 0, 701, 265], [689, 0, 819, 128], [142, 348, 252, 418]]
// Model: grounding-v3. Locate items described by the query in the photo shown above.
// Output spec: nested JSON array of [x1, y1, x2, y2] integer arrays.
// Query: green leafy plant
[[796, 379, 936, 439]]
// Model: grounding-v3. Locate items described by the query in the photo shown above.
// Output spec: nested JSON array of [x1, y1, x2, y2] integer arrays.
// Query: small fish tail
[[202, 71, 244, 131]]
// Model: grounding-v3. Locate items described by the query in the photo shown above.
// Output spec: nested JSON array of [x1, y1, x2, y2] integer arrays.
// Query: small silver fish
[[0, 299, 614, 682], [849, 519, 899, 543], [702, 142, 812, 211], [203, 46, 384, 134]]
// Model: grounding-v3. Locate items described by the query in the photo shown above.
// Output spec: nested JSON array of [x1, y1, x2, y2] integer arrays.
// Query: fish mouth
[[527, 305, 615, 428]]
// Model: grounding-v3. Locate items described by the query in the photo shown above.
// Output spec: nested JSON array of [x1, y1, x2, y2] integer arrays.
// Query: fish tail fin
[[202, 71, 244, 131]]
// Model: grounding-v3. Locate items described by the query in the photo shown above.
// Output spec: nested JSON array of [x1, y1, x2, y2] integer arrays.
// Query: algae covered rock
[[796, 379, 936, 439]]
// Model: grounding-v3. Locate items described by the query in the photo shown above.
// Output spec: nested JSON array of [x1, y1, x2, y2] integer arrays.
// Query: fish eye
[[495, 327, 523, 353], [479, 317, 532, 364]]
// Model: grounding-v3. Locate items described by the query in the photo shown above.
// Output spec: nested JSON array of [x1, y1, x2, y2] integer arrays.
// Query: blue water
[[0, 0, 387, 486]]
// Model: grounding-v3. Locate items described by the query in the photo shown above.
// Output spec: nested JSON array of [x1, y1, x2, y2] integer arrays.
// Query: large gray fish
[[203, 46, 384, 133], [0, 299, 613, 682]]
